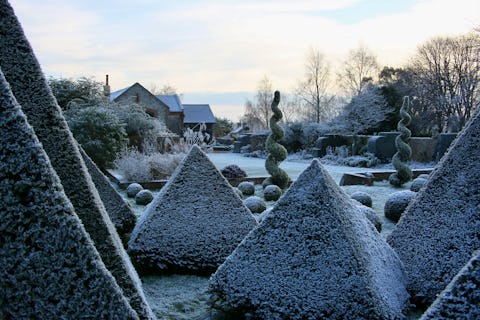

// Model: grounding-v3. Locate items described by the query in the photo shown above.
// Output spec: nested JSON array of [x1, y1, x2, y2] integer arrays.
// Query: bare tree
[[242, 75, 273, 130], [296, 48, 331, 123], [337, 44, 379, 97], [409, 33, 480, 132]]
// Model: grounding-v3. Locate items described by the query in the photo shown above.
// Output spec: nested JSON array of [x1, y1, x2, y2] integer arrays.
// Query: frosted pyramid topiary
[[128, 145, 257, 274], [209, 159, 409, 319], [80, 147, 137, 237], [0, 69, 137, 319], [420, 251, 480, 319], [0, 2, 155, 319], [387, 108, 480, 307]]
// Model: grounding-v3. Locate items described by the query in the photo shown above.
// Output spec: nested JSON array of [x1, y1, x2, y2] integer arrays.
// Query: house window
[[146, 108, 157, 118], [135, 93, 140, 103]]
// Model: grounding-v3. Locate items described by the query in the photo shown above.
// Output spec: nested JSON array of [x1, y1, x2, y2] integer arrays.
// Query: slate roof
[[183, 104, 216, 124], [156, 94, 183, 112], [109, 86, 129, 101]]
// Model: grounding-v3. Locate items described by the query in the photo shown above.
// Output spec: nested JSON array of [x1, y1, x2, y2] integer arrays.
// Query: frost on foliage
[[420, 251, 480, 319], [128, 145, 257, 274], [387, 108, 480, 307], [0, 3, 155, 319], [209, 159, 409, 320], [0, 70, 137, 319], [80, 147, 137, 236]]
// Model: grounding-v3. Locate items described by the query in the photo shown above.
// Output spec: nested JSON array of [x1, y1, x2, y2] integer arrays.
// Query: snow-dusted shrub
[[384, 190, 416, 222], [417, 173, 430, 180], [165, 123, 214, 154], [322, 146, 379, 168], [114, 149, 184, 181], [263, 184, 282, 201], [220, 164, 247, 179], [126, 183, 143, 198], [0, 5, 154, 318], [410, 177, 427, 192], [237, 181, 255, 196], [64, 106, 128, 168], [135, 190, 154, 205], [243, 196, 266, 213], [351, 191, 373, 207]]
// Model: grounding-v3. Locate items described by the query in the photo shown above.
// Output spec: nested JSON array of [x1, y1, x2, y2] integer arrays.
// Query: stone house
[[109, 82, 216, 136]]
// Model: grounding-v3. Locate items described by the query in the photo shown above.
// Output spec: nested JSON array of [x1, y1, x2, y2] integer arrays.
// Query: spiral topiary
[[263, 91, 289, 189], [389, 96, 413, 187]]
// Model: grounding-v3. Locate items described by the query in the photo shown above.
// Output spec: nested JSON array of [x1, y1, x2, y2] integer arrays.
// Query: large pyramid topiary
[[128, 145, 257, 274], [0, 69, 137, 319], [420, 251, 480, 319], [0, 1, 155, 318], [80, 147, 137, 238], [209, 159, 409, 319], [387, 108, 480, 307]]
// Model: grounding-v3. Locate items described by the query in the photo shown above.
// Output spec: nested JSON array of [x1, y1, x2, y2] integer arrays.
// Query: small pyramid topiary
[[0, 69, 137, 319], [128, 145, 257, 274], [209, 159, 409, 319]]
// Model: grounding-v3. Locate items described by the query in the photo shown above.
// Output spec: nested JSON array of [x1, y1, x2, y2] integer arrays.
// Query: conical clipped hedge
[[420, 251, 480, 319], [387, 108, 480, 307], [128, 145, 257, 274], [0, 69, 137, 319], [80, 147, 137, 238], [209, 159, 409, 319], [0, 2, 155, 318]]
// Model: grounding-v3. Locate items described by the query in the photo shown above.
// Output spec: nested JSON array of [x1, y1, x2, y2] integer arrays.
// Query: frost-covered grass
[[118, 152, 434, 319]]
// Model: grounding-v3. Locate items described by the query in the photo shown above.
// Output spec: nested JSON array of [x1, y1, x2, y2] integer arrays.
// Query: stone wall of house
[[167, 113, 184, 136], [114, 84, 169, 129]]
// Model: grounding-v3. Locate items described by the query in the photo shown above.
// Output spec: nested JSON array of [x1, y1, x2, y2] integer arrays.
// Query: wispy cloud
[[8, 0, 480, 121]]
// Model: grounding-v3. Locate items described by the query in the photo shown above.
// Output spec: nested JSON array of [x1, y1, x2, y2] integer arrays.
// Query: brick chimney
[[103, 74, 110, 98]]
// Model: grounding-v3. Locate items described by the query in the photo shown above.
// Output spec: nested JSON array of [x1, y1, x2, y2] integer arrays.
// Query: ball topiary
[[354, 202, 382, 232], [237, 181, 255, 196], [389, 96, 413, 187], [263, 184, 282, 201], [221, 164, 247, 179], [350, 191, 373, 207], [135, 189, 154, 205], [233, 187, 244, 199], [410, 177, 427, 192], [384, 190, 416, 222], [263, 91, 289, 189], [243, 196, 267, 214], [126, 183, 143, 198]]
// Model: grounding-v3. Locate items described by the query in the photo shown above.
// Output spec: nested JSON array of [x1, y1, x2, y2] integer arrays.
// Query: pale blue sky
[[8, 0, 480, 120]]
